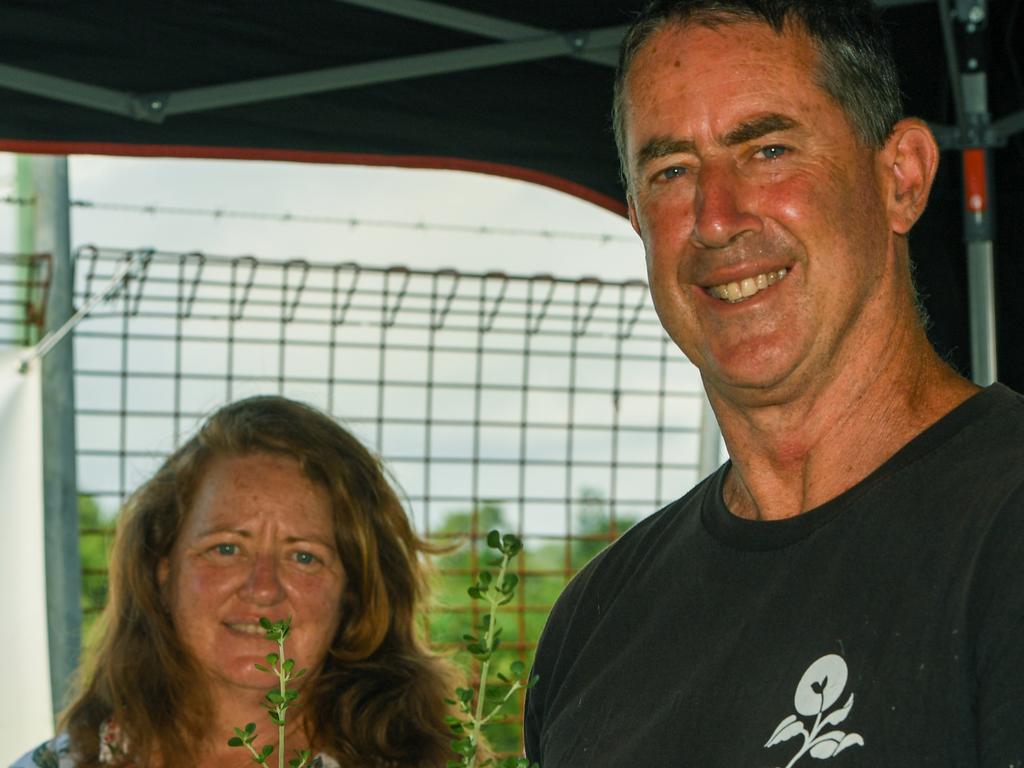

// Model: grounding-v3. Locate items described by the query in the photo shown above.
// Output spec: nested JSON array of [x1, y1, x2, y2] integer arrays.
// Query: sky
[[1, 153, 712, 533], [63, 155, 645, 278]]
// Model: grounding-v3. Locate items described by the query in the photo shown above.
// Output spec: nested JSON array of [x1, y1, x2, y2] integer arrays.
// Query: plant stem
[[278, 634, 287, 768], [466, 547, 513, 768]]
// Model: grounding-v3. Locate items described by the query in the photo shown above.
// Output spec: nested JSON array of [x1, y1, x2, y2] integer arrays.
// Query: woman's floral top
[[10, 724, 341, 767]]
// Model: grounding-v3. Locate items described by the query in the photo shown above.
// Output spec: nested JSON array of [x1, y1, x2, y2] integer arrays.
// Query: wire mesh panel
[[0, 252, 48, 347], [72, 245, 709, 752]]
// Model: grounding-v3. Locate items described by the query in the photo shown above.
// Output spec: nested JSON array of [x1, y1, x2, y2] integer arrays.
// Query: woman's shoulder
[[9, 734, 74, 768], [10, 736, 340, 768]]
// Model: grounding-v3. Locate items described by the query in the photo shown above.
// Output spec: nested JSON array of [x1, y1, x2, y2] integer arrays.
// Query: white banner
[[0, 350, 53, 764]]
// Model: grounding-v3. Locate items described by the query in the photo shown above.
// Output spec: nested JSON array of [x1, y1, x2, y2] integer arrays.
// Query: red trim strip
[[0, 139, 628, 217]]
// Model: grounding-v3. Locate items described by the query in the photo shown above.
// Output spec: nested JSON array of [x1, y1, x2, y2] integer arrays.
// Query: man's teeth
[[709, 268, 788, 303]]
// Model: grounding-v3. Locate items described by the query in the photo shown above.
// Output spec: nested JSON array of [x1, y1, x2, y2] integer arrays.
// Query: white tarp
[[0, 349, 53, 764]]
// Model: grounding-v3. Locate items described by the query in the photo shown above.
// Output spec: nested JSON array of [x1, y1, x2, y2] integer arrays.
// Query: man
[[524, 1, 1024, 766]]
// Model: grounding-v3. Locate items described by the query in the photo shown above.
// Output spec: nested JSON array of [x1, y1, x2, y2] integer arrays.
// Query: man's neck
[[708, 323, 979, 521]]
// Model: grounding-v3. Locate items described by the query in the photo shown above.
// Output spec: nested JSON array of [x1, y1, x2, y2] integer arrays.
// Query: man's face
[[625, 21, 894, 402]]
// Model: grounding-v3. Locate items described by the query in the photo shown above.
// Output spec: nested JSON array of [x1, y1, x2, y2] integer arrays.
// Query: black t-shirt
[[525, 384, 1024, 767]]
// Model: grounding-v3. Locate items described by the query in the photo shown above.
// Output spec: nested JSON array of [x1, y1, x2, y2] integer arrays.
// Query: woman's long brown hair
[[62, 395, 460, 767]]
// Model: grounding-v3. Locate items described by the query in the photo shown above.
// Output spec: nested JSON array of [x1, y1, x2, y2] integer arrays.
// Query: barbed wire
[[1, 195, 633, 245]]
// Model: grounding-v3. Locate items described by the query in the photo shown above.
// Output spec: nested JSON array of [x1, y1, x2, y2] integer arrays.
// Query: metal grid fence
[[0, 252, 48, 347], [40, 245, 712, 752]]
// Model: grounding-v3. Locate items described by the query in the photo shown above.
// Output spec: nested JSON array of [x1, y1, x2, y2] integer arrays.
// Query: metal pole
[[32, 155, 81, 716], [956, 1, 998, 385], [698, 391, 722, 479]]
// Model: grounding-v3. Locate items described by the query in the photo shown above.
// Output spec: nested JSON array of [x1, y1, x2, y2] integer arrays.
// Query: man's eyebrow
[[723, 114, 800, 146], [632, 114, 800, 170], [634, 137, 698, 169]]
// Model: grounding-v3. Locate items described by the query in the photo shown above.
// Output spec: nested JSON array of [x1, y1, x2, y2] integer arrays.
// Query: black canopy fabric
[[0, 0, 1021, 388]]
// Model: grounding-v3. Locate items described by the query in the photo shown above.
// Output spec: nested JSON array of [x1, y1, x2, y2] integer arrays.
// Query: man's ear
[[880, 118, 939, 235], [627, 195, 642, 237]]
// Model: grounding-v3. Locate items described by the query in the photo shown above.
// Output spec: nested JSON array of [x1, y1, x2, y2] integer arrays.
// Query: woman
[[13, 396, 460, 767]]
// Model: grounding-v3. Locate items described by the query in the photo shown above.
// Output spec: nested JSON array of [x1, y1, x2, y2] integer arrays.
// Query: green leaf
[[501, 573, 519, 592], [245, 722, 257, 735], [509, 661, 526, 677], [254, 663, 270, 673], [259, 617, 273, 630], [227, 737, 243, 747], [265, 652, 279, 666], [501, 534, 523, 557], [260, 744, 274, 759], [486, 529, 501, 549]]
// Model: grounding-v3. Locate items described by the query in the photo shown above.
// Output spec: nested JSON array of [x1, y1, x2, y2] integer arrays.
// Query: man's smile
[[706, 268, 789, 303]]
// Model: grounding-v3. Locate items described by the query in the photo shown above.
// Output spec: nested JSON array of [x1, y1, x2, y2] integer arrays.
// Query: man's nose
[[691, 161, 762, 248], [239, 554, 285, 605]]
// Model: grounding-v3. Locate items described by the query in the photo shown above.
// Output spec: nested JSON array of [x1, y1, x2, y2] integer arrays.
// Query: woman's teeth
[[227, 622, 267, 635], [709, 268, 788, 303]]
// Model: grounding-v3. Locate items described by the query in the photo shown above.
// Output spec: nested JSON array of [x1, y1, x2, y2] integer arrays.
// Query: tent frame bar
[[0, 24, 625, 124], [334, 0, 619, 66]]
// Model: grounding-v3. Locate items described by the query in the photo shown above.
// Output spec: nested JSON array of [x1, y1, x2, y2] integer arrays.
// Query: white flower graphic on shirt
[[764, 653, 864, 767]]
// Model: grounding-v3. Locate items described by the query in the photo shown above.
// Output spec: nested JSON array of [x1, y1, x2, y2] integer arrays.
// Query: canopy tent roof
[[0, 0, 1022, 387]]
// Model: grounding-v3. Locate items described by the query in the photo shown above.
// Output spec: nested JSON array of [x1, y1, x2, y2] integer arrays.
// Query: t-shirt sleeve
[[972, 483, 1024, 766], [524, 571, 578, 765]]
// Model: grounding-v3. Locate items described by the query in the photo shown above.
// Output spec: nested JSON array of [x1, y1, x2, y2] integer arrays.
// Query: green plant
[[447, 530, 539, 768], [228, 617, 312, 768]]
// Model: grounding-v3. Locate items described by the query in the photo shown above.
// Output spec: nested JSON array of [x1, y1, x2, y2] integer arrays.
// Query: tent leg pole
[[966, 239, 997, 385], [33, 154, 81, 717], [955, 2, 997, 386]]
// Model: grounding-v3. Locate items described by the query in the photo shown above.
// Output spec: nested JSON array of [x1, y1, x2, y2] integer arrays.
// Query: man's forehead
[[632, 17, 819, 76], [623, 20, 827, 133]]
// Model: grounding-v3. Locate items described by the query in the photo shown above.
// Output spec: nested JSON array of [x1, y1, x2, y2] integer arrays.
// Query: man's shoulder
[[930, 383, 1024, 475], [546, 470, 719, 624]]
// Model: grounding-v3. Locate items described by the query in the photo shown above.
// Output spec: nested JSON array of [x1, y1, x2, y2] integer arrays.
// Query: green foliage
[[429, 492, 634, 756], [78, 495, 113, 635], [227, 617, 310, 768], [447, 530, 538, 768]]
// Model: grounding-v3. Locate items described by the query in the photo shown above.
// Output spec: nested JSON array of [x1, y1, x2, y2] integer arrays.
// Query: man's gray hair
[[612, 0, 904, 191]]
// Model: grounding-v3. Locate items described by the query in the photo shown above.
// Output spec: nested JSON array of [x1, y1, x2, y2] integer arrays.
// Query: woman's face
[[158, 452, 345, 695]]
